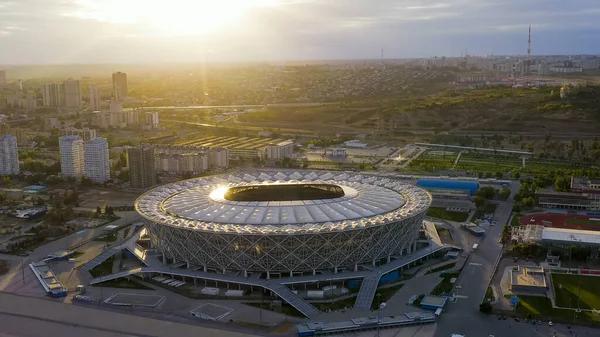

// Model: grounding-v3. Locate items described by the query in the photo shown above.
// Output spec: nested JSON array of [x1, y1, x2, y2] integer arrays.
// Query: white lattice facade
[[136, 171, 432, 275]]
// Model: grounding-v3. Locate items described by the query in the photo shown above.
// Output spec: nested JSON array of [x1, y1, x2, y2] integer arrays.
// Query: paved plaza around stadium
[[104, 293, 165, 307]]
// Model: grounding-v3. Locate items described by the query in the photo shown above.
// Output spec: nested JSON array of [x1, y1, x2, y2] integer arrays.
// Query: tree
[[477, 186, 496, 199], [523, 197, 535, 208], [64, 191, 79, 206], [499, 188, 511, 200], [479, 302, 492, 313], [0, 176, 12, 186], [495, 172, 503, 179], [80, 177, 94, 187], [473, 196, 486, 208], [96, 206, 102, 215]]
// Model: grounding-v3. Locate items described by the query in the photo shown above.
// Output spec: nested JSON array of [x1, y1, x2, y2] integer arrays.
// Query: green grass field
[[431, 271, 460, 296], [551, 273, 600, 310], [407, 150, 457, 171], [426, 208, 469, 222], [455, 153, 522, 173], [565, 218, 600, 226], [516, 295, 600, 323]]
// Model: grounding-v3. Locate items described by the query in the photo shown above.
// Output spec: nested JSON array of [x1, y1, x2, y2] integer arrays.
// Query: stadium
[[135, 171, 432, 277]]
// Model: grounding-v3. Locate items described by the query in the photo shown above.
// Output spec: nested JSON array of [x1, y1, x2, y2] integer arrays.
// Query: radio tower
[[527, 25, 532, 85], [527, 25, 531, 60]]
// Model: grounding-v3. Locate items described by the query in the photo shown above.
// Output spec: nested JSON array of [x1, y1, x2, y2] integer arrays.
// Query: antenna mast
[[527, 25, 532, 85]]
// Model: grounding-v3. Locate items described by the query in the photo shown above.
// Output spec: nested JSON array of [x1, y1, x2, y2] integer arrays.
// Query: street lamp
[[376, 293, 382, 337]]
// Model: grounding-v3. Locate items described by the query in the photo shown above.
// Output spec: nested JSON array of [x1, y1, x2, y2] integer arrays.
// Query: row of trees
[[95, 205, 116, 216]]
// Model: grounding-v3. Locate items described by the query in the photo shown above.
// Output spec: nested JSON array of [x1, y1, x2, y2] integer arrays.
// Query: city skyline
[[1, 0, 600, 64]]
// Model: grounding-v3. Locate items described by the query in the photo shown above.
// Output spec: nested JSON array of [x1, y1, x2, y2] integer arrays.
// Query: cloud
[[1, 0, 600, 64]]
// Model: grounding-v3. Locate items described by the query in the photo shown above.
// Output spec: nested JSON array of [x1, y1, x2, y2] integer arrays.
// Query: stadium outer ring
[[135, 170, 432, 276]]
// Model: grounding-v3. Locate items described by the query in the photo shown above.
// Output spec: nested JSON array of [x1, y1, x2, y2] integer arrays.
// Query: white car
[[548, 321, 553, 326]]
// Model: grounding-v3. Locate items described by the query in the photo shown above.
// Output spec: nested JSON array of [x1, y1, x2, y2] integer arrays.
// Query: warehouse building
[[541, 228, 600, 258], [416, 179, 480, 196], [512, 226, 600, 259]]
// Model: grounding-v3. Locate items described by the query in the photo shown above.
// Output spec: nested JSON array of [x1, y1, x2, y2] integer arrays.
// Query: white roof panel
[[135, 170, 431, 234]]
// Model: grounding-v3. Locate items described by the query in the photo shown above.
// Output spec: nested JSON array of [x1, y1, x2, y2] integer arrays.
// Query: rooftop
[[420, 295, 448, 308], [510, 266, 547, 288], [541, 227, 600, 245], [135, 171, 431, 234]]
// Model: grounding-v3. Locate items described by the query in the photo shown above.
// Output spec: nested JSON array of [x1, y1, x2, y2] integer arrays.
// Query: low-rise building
[[536, 177, 600, 211], [325, 148, 347, 157], [343, 140, 368, 148], [267, 140, 294, 160], [510, 266, 547, 294]]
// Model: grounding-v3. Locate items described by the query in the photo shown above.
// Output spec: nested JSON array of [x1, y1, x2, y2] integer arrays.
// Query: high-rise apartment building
[[124, 110, 140, 125], [42, 83, 63, 107], [0, 70, 6, 86], [63, 127, 97, 141], [145, 111, 159, 128], [84, 138, 110, 183], [112, 72, 128, 100], [63, 79, 82, 107], [0, 135, 19, 176], [89, 86, 101, 110], [128, 145, 157, 189], [59, 136, 84, 179]]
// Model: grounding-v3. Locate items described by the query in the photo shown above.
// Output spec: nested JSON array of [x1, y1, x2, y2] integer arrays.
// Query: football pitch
[[551, 273, 600, 310]]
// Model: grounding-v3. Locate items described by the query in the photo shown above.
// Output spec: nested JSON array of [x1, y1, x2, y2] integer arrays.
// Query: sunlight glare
[[70, 0, 281, 35]]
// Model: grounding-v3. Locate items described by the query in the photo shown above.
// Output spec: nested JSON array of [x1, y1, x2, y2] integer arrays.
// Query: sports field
[[565, 217, 600, 226], [520, 213, 600, 231], [551, 273, 600, 310]]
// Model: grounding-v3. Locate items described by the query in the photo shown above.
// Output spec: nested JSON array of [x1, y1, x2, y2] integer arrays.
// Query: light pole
[[376, 293, 382, 337], [21, 257, 25, 283]]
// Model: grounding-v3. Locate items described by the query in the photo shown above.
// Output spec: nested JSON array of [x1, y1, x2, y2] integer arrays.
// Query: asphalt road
[[434, 180, 599, 337], [433, 198, 512, 337], [0, 292, 263, 337], [434, 181, 522, 337]]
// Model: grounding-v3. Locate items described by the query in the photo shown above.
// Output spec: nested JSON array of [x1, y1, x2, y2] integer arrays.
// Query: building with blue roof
[[416, 179, 480, 196]]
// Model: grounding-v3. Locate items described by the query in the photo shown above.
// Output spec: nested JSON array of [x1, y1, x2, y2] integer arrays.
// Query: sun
[[69, 0, 281, 36]]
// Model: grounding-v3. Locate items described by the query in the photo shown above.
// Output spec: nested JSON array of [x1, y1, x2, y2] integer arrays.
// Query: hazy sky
[[1, 0, 600, 64]]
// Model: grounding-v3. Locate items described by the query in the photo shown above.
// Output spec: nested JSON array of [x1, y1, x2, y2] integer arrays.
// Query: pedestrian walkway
[[415, 256, 467, 278], [354, 276, 380, 310]]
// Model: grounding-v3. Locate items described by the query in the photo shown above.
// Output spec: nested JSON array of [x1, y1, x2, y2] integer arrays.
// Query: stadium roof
[[541, 227, 600, 245], [136, 171, 431, 234]]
